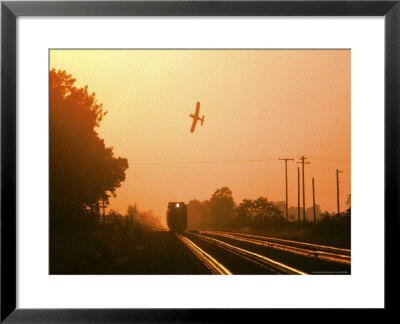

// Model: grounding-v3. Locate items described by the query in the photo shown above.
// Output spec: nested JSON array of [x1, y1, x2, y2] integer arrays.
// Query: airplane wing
[[190, 118, 198, 132], [194, 102, 200, 116]]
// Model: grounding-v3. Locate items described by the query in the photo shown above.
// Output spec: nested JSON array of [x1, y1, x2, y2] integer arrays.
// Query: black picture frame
[[1, 0, 399, 322]]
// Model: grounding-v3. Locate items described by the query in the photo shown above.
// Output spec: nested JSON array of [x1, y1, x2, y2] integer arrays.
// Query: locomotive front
[[166, 202, 187, 233]]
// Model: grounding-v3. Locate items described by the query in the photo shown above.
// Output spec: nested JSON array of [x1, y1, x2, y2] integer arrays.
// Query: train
[[166, 202, 187, 233]]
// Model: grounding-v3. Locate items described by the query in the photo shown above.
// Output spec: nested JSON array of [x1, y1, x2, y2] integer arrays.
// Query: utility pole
[[128, 205, 135, 240], [336, 169, 343, 216], [133, 204, 137, 240], [312, 177, 316, 223], [101, 198, 106, 224], [279, 157, 294, 222], [134, 203, 137, 224], [297, 167, 300, 223], [297, 156, 310, 222]]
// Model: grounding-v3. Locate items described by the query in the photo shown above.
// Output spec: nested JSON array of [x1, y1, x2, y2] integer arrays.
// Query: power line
[[309, 158, 350, 163], [132, 158, 278, 165], [132, 156, 350, 165]]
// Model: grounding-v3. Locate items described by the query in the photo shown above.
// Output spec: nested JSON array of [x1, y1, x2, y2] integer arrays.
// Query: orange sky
[[50, 49, 351, 223]]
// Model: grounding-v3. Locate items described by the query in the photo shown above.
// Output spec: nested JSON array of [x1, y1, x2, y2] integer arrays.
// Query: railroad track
[[199, 230, 351, 265], [178, 232, 307, 275], [176, 234, 232, 275]]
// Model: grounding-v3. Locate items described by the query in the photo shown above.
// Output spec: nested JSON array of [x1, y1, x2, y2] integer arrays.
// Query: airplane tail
[[201, 116, 205, 126]]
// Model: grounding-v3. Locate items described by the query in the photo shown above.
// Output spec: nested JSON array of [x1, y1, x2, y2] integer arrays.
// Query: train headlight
[[176, 203, 180, 208]]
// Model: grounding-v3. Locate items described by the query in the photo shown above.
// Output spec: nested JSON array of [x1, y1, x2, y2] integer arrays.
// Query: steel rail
[[202, 230, 350, 254], [188, 233, 307, 275], [176, 233, 232, 275], [200, 230, 351, 265]]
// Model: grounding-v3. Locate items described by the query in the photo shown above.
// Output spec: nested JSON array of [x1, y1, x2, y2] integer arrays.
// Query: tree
[[235, 199, 254, 227], [235, 197, 283, 230], [253, 197, 281, 218], [319, 211, 331, 220], [305, 205, 322, 222], [187, 199, 203, 229], [345, 194, 351, 214], [50, 69, 128, 230], [209, 187, 235, 228]]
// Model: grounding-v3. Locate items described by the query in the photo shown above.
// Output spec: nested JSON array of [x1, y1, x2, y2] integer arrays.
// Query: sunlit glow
[[201, 230, 351, 265], [177, 234, 232, 275], [190, 232, 307, 274], [49, 49, 351, 221]]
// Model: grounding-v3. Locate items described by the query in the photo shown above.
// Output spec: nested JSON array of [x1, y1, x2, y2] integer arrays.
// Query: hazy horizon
[[50, 49, 351, 223]]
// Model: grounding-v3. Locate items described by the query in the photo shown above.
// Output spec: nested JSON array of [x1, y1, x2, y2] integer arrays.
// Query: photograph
[[3, 0, 398, 320], [49, 49, 351, 275]]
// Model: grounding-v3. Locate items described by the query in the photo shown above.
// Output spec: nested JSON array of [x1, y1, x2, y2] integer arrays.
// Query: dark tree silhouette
[[345, 194, 351, 214], [187, 199, 203, 229], [235, 197, 283, 229], [50, 69, 128, 230], [187, 199, 212, 229], [209, 187, 235, 228], [235, 199, 254, 227]]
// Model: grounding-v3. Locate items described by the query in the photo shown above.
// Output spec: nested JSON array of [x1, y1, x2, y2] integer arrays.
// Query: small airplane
[[189, 101, 205, 133]]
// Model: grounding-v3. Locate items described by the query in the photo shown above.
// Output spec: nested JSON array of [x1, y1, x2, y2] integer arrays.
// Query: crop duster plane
[[189, 101, 204, 133]]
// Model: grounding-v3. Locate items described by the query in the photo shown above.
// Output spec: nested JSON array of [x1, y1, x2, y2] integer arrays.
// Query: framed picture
[[1, 0, 398, 321]]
